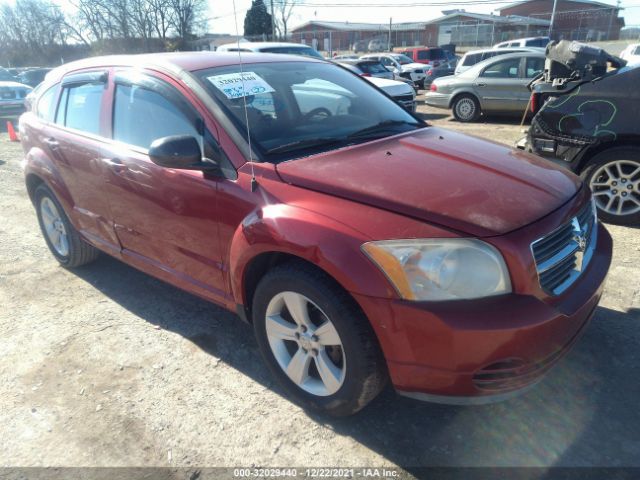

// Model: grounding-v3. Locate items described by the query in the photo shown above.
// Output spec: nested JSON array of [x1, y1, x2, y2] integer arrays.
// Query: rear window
[[417, 49, 444, 60], [462, 53, 480, 66], [402, 51, 414, 60], [525, 38, 549, 47], [260, 46, 323, 59], [359, 62, 389, 75]]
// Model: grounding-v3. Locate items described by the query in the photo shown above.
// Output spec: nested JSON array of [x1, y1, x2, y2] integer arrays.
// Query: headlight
[[362, 239, 511, 301]]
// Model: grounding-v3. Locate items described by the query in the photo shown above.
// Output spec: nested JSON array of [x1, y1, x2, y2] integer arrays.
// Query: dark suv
[[522, 41, 639, 226]]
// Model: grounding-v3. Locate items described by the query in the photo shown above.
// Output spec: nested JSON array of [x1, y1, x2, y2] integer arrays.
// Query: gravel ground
[[1, 106, 639, 473]]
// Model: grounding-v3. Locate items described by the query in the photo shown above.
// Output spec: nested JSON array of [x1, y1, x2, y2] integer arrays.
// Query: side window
[[481, 58, 521, 78], [463, 53, 479, 66], [36, 85, 58, 121], [525, 57, 545, 78], [55, 82, 103, 134], [417, 50, 429, 60], [113, 84, 198, 150]]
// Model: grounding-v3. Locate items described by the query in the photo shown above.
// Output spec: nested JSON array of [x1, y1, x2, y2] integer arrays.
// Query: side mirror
[[149, 135, 218, 171]]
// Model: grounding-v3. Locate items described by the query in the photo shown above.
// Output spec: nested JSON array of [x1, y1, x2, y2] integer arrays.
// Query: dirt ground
[[1, 106, 639, 473]]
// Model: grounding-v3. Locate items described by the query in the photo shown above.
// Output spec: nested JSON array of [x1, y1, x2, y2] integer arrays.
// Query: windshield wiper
[[265, 137, 344, 155], [346, 120, 422, 140]]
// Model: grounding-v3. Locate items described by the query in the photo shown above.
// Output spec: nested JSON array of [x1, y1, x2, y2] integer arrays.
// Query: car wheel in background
[[34, 184, 100, 267], [452, 94, 481, 122], [582, 148, 640, 226], [252, 262, 387, 417]]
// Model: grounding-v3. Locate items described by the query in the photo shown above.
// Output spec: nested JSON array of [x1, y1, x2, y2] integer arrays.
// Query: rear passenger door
[[474, 57, 527, 112], [100, 71, 233, 301], [45, 71, 121, 252]]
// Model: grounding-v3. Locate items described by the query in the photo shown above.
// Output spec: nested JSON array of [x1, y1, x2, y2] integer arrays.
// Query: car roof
[[42, 52, 325, 84], [338, 59, 380, 64]]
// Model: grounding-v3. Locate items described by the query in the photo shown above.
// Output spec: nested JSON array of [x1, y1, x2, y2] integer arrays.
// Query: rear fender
[[24, 146, 75, 215]]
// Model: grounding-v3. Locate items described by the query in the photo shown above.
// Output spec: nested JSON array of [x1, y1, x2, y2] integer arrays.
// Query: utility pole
[[388, 17, 392, 51], [549, 0, 558, 39], [270, 0, 276, 40]]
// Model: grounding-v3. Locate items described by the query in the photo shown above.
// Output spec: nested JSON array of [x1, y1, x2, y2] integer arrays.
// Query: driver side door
[[101, 71, 232, 302]]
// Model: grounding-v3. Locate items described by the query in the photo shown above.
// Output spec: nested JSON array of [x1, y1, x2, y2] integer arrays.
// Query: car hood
[[276, 127, 581, 237]]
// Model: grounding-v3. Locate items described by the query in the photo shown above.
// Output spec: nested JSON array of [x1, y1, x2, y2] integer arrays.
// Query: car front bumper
[[352, 222, 612, 404], [424, 92, 451, 109]]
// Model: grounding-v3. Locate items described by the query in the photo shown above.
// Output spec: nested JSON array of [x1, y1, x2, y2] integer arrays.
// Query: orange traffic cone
[[6, 121, 19, 142]]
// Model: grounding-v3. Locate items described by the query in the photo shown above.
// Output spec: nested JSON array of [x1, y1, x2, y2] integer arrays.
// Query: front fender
[[228, 203, 397, 307]]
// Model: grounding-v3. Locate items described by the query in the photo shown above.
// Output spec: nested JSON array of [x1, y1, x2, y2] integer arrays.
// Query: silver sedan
[[425, 52, 545, 122]]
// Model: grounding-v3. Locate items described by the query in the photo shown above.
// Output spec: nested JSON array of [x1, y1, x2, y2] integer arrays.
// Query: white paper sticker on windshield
[[207, 72, 275, 99]]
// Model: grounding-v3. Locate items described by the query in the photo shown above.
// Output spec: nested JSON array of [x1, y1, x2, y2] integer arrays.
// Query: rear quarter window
[[463, 53, 480, 66], [36, 85, 58, 121]]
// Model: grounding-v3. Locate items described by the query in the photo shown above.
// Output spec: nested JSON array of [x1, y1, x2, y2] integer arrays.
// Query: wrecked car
[[522, 40, 640, 225]]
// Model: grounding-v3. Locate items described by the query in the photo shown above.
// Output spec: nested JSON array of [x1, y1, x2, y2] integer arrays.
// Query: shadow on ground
[[71, 254, 640, 469]]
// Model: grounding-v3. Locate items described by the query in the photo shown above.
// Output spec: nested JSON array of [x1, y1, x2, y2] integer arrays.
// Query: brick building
[[498, 0, 625, 41]]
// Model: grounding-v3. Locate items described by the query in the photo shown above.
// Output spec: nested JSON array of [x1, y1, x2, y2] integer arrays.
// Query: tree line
[[0, 0, 208, 67]]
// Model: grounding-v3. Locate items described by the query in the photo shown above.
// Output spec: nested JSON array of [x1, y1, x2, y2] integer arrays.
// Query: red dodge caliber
[[19, 53, 612, 416]]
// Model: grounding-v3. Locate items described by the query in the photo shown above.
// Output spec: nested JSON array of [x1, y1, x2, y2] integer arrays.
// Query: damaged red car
[[19, 53, 612, 416]]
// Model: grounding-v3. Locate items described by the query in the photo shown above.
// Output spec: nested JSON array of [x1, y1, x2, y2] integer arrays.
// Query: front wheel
[[452, 94, 481, 122], [252, 262, 387, 416], [583, 148, 640, 226]]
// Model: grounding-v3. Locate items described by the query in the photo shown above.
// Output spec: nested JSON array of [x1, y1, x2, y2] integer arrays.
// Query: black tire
[[252, 261, 387, 417], [581, 147, 640, 226], [34, 184, 100, 268], [452, 94, 481, 122]]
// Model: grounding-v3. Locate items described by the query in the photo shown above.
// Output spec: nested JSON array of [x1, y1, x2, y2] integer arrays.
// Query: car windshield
[[260, 46, 324, 59], [392, 54, 414, 65], [196, 61, 424, 163]]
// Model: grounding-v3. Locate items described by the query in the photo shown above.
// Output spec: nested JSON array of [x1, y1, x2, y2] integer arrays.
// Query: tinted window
[[418, 49, 444, 60], [481, 58, 521, 78], [402, 51, 414, 60], [633, 46, 640, 55], [36, 85, 58, 121], [417, 50, 429, 60], [525, 57, 545, 78], [525, 38, 549, 47], [462, 53, 480, 66], [113, 84, 198, 150], [261, 47, 323, 59], [359, 62, 389, 75], [56, 83, 103, 134]]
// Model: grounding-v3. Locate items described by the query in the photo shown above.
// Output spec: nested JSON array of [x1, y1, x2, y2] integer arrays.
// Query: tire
[[452, 94, 481, 122], [252, 262, 387, 416], [581, 147, 640, 226], [34, 184, 100, 267]]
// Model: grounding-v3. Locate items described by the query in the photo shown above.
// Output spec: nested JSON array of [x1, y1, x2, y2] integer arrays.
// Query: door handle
[[44, 137, 59, 150], [475, 83, 487, 87], [103, 157, 128, 174]]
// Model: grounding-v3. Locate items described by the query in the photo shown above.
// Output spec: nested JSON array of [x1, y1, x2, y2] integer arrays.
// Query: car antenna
[[232, 0, 258, 192]]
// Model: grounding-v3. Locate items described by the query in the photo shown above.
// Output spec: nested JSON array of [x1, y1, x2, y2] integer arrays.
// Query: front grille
[[531, 199, 597, 295], [0, 88, 16, 100]]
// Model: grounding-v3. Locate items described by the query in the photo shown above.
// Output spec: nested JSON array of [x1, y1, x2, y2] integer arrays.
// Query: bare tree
[[270, 0, 299, 39], [148, 0, 174, 41], [168, 0, 207, 41]]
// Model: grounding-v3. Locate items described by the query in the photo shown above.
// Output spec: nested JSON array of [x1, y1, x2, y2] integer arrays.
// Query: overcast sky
[[209, 0, 637, 34]]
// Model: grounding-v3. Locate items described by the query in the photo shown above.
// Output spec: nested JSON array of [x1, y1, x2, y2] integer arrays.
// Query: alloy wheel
[[455, 97, 476, 121], [40, 197, 69, 257], [265, 291, 346, 396], [589, 160, 640, 217]]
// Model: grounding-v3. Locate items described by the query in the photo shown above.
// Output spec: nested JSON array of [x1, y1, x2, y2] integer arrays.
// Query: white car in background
[[359, 53, 427, 88], [494, 36, 550, 48], [620, 43, 640, 65], [0, 80, 32, 116], [216, 41, 324, 59]]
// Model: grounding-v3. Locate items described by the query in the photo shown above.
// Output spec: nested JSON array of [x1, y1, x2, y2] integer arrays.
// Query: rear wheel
[[34, 184, 100, 267], [582, 148, 640, 225], [252, 262, 387, 416], [452, 94, 481, 122]]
